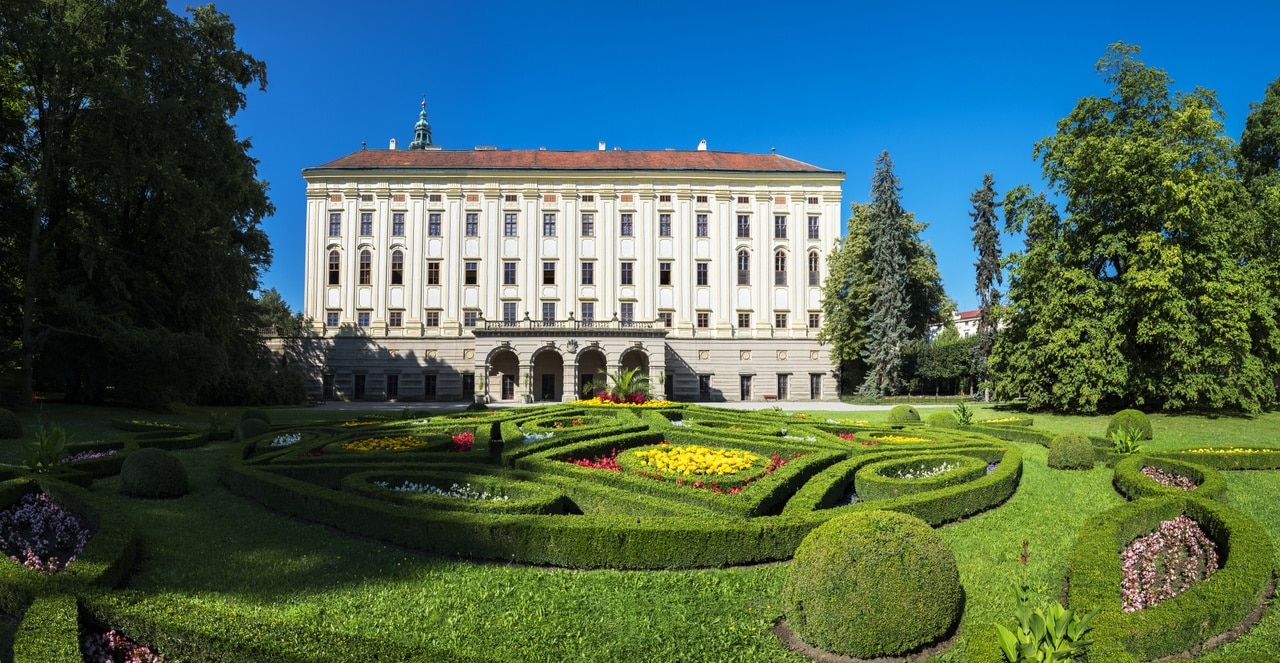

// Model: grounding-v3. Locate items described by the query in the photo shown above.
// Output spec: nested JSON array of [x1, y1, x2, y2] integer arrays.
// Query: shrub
[[1106, 409, 1152, 440], [1047, 433, 1095, 470], [926, 411, 958, 428], [781, 510, 962, 658], [13, 593, 80, 663], [240, 409, 271, 425], [236, 418, 270, 442], [0, 408, 22, 439], [886, 405, 920, 423], [1112, 455, 1226, 502], [119, 448, 189, 498]]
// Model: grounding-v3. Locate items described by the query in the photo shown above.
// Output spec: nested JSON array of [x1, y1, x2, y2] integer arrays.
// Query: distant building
[[295, 102, 845, 403], [927, 309, 984, 341]]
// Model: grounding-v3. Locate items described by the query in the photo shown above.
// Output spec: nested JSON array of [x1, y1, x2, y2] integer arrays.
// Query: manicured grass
[[2, 403, 1279, 661]]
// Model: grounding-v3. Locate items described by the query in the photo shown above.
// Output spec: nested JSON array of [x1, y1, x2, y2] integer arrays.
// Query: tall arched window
[[359, 250, 372, 285], [808, 251, 821, 286], [390, 250, 404, 285], [737, 249, 751, 285], [774, 250, 788, 286], [328, 251, 340, 285]]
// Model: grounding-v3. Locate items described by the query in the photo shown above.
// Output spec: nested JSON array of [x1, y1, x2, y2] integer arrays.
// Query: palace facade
[[299, 105, 845, 403]]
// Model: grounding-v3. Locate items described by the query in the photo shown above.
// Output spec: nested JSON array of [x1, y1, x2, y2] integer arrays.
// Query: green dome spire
[[408, 95, 432, 149]]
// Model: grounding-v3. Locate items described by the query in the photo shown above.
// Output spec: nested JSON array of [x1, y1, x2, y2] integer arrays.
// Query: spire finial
[[408, 95, 433, 150]]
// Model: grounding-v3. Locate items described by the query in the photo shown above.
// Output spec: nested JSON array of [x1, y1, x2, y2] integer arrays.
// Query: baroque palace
[[300, 103, 844, 403]]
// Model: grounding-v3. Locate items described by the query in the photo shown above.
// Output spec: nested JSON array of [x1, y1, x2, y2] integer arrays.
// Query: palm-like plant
[[582, 367, 652, 403]]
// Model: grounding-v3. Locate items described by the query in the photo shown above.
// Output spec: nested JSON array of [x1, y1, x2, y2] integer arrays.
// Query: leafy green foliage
[[992, 43, 1279, 413], [0, 408, 21, 439], [1106, 409, 1152, 440], [970, 173, 1003, 402], [13, 593, 80, 663], [119, 447, 189, 498], [582, 367, 651, 401], [22, 422, 68, 472], [954, 401, 974, 426], [907, 331, 980, 396], [782, 510, 962, 657], [886, 404, 920, 423], [1046, 433, 1094, 470], [994, 601, 1096, 663], [1109, 428, 1143, 455]]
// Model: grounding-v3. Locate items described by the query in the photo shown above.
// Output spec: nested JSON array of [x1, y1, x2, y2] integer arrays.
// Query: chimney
[[697, 139, 707, 151], [389, 138, 397, 150], [598, 141, 606, 151]]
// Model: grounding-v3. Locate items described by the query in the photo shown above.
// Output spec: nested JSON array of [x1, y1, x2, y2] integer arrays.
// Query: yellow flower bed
[[1183, 447, 1269, 454], [873, 434, 935, 444], [633, 444, 759, 476], [342, 436, 428, 452], [979, 417, 1024, 424], [341, 420, 384, 428], [573, 397, 675, 408]]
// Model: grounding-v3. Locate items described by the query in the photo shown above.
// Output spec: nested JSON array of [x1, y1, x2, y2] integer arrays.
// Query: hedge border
[[341, 468, 568, 515], [1067, 495, 1274, 660], [1154, 448, 1280, 471], [1112, 455, 1227, 502], [854, 453, 989, 502], [13, 593, 79, 663]]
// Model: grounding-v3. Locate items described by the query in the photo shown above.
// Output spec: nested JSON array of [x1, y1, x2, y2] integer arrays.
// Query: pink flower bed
[[1141, 466, 1197, 491], [1120, 514, 1218, 612], [82, 628, 168, 662], [450, 431, 475, 453], [0, 492, 90, 574]]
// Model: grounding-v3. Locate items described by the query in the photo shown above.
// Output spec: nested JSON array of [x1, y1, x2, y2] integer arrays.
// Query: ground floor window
[[740, 375, 752, 401], [424, 374, 437, 401], [777, 374, 789, 400], [386, 374, 400, 400], [698, 374, 711, 401], [810, 373, 822, 399]]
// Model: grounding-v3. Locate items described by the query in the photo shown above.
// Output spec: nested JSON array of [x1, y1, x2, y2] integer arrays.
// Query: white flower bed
[[374, 480, 509, 501]]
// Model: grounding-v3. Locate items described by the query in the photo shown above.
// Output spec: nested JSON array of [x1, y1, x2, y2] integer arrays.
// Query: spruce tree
[[858, 152, 913, 398], [969, 173, 1001, 402]]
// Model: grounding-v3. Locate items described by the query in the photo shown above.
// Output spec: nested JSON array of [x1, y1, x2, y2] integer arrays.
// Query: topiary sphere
[[119, 448, 189, 498], [240, 409, 271, 425], [926, 411, 958, 429], [1047, 433, 1096, 470], [1107, 409, 1152, 440], [887, 405, 921, 424], [236, 417, 271, 442], [0, 408, 22, 439], [782, 510, 962, 658]]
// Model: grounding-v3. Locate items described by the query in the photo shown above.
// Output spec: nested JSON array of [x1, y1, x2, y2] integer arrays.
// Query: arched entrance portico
[[488, 348, 520, 402], [531, 348, 564, 402], [577, 348, 607, 398], [619, 346, 650, 375]]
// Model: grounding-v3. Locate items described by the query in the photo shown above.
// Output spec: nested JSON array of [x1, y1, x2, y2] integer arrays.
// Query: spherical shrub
[[1047, 433, 1096, 470], [0, 408, 22, 439], [465, 401, 489, 412], [887, 405, 921, 424], [1107, 409, 1152, 440], [782, 510, 962, 658], [119, 448, 189, 498], [236, 418, 270, 442], [240, 409, 271, 425], [926, 411, 958, 429]]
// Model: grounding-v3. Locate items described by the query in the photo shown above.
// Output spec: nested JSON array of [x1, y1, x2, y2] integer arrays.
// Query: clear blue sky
[[178, 0, 1280, 314]]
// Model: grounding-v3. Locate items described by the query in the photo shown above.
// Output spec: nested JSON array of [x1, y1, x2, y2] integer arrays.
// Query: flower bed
[[1120, 514, 1217, 612], [64, 448, 119, 463], [1140, 466, 1197, 491], [574, 397, 675, 407], [868, 433, 935, 444], [342, 436, 430, 452], [854, 454, 989, 502], [375, 480, 509, 501], [270, 432, 302, 448], [83, 628, 169, 662], [631, 443, 759, 476], [0, 492, 90, 574], [450, 431, 475, 452]]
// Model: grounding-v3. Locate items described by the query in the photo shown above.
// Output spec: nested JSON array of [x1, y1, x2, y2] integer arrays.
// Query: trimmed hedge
[[1107, 408, 1153, 440], [1047, 433, 1095, 470], [925, 411, 958, 428], [886, 405, 920, 423], [0, 478, 137, 615], [1112, 455, 1226, 502], [342, 469, 569, 515], [1068, 495, 1274, 660], [14, 593, 80, 663], [1155, 448, 1280, 471], [855, 454, 988, 502], [0, 408, 22, 439], [119, 448, 189, 498], [236, 417, 271, 442], [782, 510, 961, 658]]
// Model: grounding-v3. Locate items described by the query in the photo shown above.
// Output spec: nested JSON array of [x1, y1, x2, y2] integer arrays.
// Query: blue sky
[[181, 0, 1280, 313]]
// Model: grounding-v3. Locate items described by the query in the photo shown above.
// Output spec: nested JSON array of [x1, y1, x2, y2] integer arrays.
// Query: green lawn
[[1, 403, 1278, 662]]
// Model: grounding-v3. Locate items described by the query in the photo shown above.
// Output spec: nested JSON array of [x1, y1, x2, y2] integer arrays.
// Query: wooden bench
[[762, 394, 779, 402]]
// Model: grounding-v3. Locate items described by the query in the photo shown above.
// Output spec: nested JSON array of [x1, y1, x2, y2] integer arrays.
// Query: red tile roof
[[307, 149, 838, 174]]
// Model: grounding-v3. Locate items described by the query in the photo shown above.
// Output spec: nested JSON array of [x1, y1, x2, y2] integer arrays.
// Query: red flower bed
[[450, 432, 476, 453], [570, 448, 621, 471]]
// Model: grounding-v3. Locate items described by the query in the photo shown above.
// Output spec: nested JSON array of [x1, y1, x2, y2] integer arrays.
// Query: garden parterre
[[0, 404, 1278, 661]]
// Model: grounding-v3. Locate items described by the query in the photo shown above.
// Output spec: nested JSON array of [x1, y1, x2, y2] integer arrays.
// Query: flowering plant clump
[[634, 444, 759, 476], [1183, 447, 1268, 454], [980, 417, 1025, 424], [342, 436, 429, 452], [521, 430, 554, 444], [569, 448, 622, 471], [374, 480, 509, 501], [826, 418, 870, 425], [1121, 514, 1218, 612], [450, 431, 475, 453], [82, 628, 168, 662], [873, 434, 935, 444], [1141, 466, 1197, 491], [126, 420, 183, 429], [0, 493, 91, 574], [270, 432, 302, 447], [64, 448, 119, 463], [340, 419, 384, 428], [574, 396, 674, 408], [888, 461, 960, 480]]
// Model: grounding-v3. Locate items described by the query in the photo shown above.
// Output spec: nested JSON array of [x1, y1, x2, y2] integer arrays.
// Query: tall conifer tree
[[859, 152, 912, 398], [969, 173, 1001, 402]]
